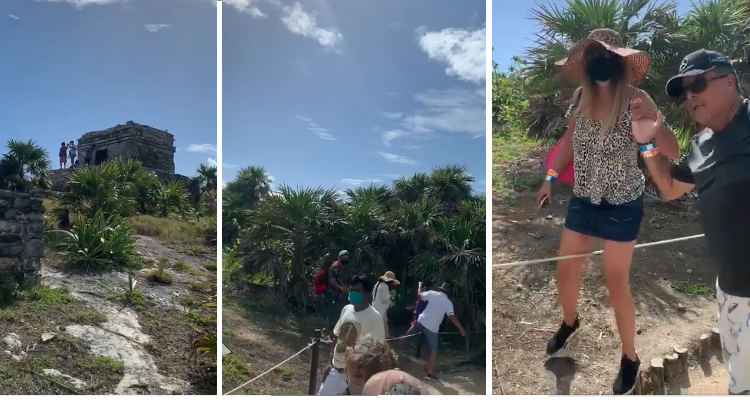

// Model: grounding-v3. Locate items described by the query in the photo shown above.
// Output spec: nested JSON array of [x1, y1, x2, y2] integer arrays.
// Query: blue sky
[[222, 0, 486, 194], [0, 0, 216, 176], [493, 0, 696, 71]]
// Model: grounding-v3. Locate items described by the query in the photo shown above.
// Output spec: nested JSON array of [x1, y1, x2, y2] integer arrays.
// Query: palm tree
[[224, 165, 272, 209], [195, 163, 218, 192], [3, 139, 51, 189], [521, 0, 750, 143]]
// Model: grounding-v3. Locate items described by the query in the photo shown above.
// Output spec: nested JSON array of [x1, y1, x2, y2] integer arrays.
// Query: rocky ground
[[0, 235, 217, 395]]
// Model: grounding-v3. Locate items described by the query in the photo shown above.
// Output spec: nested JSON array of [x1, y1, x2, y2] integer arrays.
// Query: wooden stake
[[650, 357, 665, 395], [673, 346, 689, 375], [664, 353, 680, 382], [711, 328, 721, 349], [698, 334, 711, 359]]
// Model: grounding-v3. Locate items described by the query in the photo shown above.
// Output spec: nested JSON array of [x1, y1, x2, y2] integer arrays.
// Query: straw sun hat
[[379, 271, 400, 285], [555, 28, 651, 83]]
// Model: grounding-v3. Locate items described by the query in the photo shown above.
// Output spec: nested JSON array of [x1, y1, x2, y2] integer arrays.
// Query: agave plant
[[47, 211, 140, 271]]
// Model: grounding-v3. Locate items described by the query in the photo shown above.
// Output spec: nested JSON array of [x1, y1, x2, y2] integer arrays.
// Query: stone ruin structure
[[77, 120, 176, 173], [0, 189, 45, 288], [49, 121, 189, 191]]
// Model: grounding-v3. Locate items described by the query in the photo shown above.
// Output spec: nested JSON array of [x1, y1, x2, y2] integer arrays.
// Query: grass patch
[[174, 261, 202, 276], [222, 355, 251, 386], [82, 356, 124, 375], [107, 289, 147, 310], [182, 310, 216, 328], [178, 294, 198, 307], [69, 309, 107, 325], [672, 281, 713, 296], [126, 215, 210, 254], [493, 128, 547, 206], [273, 366, 293, 380], [147, 256, 174, 285], [203, 261, 217, 272], [189, 281, 211, 293]]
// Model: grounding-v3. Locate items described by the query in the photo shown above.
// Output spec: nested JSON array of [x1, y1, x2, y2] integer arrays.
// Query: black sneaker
[[613, 355, 641, 395], [546, 317, 580, 356]]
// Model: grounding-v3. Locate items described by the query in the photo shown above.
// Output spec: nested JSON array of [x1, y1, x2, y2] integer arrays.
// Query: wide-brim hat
[[379, 271, 400, 285], [555, 28, 650, 83], [434, 282, 450, 294]]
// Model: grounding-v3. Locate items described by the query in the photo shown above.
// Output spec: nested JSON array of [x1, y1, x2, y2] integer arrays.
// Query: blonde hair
[[571, 53, 632, 137], [346, 337, 396, 379]]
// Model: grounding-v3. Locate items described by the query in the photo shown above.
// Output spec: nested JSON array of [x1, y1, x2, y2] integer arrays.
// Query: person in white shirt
[[405, 282, 466, 378], [372, 271, 399, 338], [318, 275, 385, 395]]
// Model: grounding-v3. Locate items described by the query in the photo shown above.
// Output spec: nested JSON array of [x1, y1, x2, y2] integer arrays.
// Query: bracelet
[[642, 148, 659, 158], [545, 169, 558, 183]]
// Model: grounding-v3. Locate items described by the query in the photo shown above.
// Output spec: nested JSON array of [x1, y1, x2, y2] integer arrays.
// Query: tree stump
[[634, 370, 646, 395], [698, 334, 711, 359], [674, 346, 689, 374], [711, 328, 721, 350], [650, 357, 665, 395], [664, 353, 680, 382]]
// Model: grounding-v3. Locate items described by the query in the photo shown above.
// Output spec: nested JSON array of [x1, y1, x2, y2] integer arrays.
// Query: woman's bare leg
[[602, 239, 637, 360], [557, 228, 595, 325]]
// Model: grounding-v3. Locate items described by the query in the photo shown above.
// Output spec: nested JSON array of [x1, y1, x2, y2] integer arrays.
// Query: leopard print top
[[565, 99, 644, 205]]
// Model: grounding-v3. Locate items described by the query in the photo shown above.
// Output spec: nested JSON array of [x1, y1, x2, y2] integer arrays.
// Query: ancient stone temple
[[76, 121, 176, 173]]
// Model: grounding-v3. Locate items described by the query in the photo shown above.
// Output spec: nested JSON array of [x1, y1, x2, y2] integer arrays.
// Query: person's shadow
[[544, 356, 578, 395]]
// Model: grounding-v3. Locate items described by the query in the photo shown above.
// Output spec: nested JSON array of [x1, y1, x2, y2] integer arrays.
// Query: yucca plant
[[156, 180, 190, 217], [47, 211, 140, 271]]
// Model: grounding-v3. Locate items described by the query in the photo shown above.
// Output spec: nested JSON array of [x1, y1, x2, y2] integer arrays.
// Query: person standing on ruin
[[68, 141, 77, 166], [58, 142, 68, 169]]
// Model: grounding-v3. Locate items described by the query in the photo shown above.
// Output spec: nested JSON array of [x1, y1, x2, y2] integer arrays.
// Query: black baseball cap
[[666, 49, 735, 97]]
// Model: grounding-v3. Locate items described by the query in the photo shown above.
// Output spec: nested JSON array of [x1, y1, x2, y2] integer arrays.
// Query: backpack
[[314, 268, 329, 295]]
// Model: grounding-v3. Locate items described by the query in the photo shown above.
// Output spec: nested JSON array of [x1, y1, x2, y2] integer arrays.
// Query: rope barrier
[[493, 233, 705, 269], [223, 342, 315, 395], [223, 328, 485, 394]]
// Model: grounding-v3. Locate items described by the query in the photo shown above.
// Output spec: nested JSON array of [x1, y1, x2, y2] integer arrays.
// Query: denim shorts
[[564, 196, 644, 242], [407, 322, 439, 352]]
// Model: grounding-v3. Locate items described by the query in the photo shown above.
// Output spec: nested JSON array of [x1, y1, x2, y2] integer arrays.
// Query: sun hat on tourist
[[555, 28, 651, 83], [379, 271, 400, 285]]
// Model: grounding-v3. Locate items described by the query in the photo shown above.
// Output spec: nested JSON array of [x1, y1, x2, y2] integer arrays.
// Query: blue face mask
[[348, 291, 363, 305]]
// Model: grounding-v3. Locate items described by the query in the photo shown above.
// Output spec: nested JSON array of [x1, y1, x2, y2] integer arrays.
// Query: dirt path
[[492, 186, 727, 395], [222, 294, 485, 395]]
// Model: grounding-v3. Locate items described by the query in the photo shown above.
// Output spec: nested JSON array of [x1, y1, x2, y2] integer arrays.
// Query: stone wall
[[77, 121, 176, 173], [0, 189, 45, 288]]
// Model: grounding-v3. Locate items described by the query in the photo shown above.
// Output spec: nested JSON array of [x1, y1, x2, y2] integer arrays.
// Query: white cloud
[[186, 144, 217, 154], [145, 24, 169, 33], [223, 163, 238, 169], [281, 2, 342, 49], [207, 157, 217, 165], [7, 14, 20, 20], [381, 112, 403, 119], [341, 178, 381, 186], [222, 0, 267, 18], [381, 129, 409, 146], [297, 118, 337, 141], [379, 152, 417, 166], [35, 0, 127, 6], [401, 87, 485, 137], [417, 25, 486, 83], [403, 144, 420, 150]]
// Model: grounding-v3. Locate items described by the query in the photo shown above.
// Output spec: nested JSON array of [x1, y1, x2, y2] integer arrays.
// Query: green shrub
[[147, 256, 173, 284], [48, 211, 139, 270]]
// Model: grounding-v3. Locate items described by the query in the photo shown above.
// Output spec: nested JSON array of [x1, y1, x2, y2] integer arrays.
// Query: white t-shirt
[[417, 290, 454, 333], [332, 304, 384, 368], [371, 281, 390, 318]]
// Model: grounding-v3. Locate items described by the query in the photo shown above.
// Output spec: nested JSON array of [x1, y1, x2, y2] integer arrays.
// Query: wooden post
[[308, 339, 320, 395], [650, 357, 665, 395]]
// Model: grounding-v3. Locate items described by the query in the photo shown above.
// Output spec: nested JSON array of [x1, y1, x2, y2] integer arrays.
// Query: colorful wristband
[[545, 169, 558, 183], [642, 148, 659, 158]]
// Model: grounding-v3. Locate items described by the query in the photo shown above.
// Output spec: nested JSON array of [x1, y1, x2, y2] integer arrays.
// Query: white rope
[[223, 343, 315, 395], [492, 233, 705, 269]]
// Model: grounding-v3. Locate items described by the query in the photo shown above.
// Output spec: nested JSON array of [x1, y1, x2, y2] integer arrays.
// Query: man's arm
[[328, 269, 343, 291], [447, 315, 466, 337], [642, 152, 695, 200]]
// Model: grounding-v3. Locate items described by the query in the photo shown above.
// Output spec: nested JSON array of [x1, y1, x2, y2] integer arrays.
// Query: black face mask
[[585, 54, 618, 82], [340, 259, 349, 266]]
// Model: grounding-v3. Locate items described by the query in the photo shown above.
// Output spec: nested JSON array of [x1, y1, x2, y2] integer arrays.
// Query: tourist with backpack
[[315, 250, 347, 340]]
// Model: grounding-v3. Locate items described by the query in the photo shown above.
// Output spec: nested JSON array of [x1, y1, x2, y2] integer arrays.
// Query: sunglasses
[[676, 74, 728, 101]]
